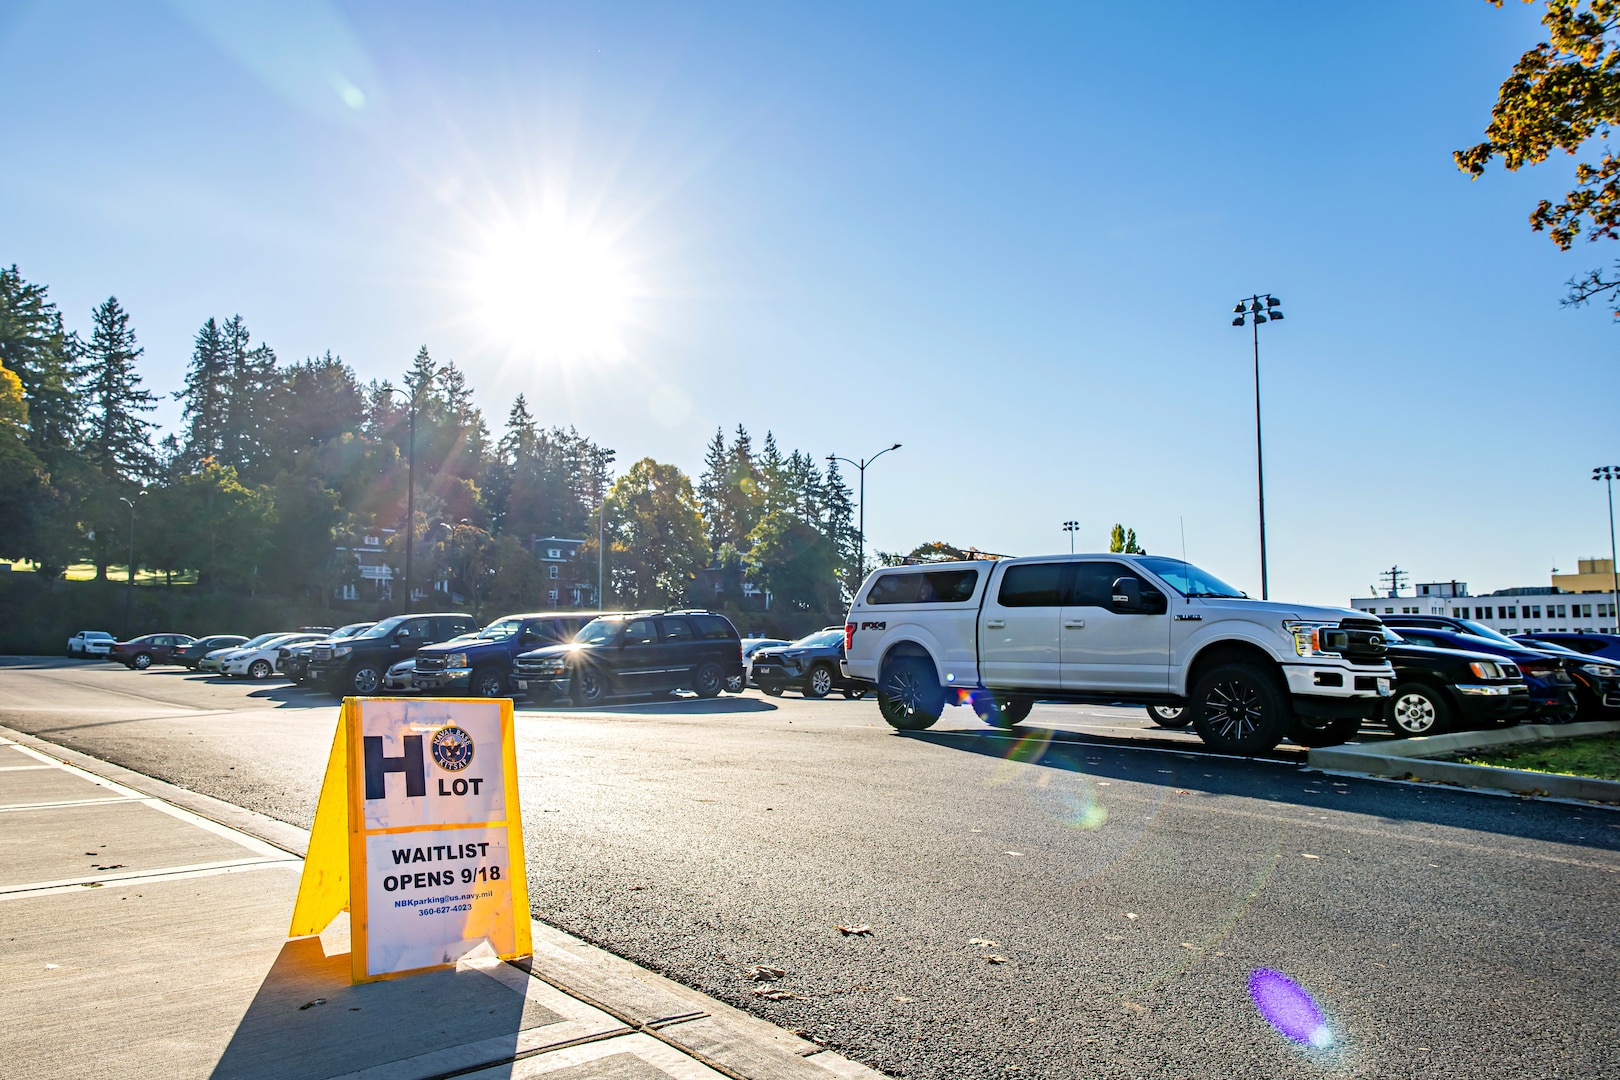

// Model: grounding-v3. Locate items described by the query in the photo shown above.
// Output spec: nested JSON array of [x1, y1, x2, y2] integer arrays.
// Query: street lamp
[[117, 490, 147, 632], [1063, 519, 1081, 554], [827, 443, 902, 587], [597, 486, 611, 612], [1231, 293, 1284, 600], [381, 383, 421, 611], [1595, 465, 1620, 633]]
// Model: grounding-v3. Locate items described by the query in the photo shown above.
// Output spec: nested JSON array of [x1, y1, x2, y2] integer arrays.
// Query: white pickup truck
[[841, 554, 1393, 754]]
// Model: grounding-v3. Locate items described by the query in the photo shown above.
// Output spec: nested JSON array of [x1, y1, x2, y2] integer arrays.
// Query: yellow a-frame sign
[[289, 697, 532, 983]]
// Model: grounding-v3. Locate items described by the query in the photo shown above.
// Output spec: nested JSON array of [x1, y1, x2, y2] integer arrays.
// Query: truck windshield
[[356, 617, 405, 639], [478, 618, 523, 640], [574, 619, 621, 645], [1135, 557, 1248, 599]]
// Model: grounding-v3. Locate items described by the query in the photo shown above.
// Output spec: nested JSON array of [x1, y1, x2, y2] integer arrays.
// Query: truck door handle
[[985, 620, 1006, 630], [1064, 620, 1085, 629]]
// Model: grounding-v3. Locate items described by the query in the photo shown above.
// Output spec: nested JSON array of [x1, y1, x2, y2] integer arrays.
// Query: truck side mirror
[[1110, 578, 1141, 612]]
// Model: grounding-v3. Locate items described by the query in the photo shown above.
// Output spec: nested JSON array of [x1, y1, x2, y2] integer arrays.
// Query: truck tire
[[348, 663, 384, 696], [877, 657, 944, 731], [974, 692, 1032, 729], [570, 667, 610, 707], [803, 664, 835, 698], [760, 682, 785, 697], [1146, 705, 1192, 729], [1189, 662, 1291, 754], [692, 662, 725, 698], [1288, 715, 1362, 748], [471, 665, 507, 698], [1385, 684, 1448, 737]]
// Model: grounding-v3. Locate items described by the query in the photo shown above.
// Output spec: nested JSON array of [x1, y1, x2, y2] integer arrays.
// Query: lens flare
[[1248, 968, 1332, 1048]]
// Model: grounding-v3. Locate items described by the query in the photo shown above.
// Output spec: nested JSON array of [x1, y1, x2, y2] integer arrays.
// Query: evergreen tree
[[823, 456, 857, 589], [0, 265, 81, 462], [697, 427, 730, 550], [757, 431, 788, 515], [177, 317, 228, 467], [216, 315, 279, 479], [82, 296, 156, 480], [728, 424, 763, 542]]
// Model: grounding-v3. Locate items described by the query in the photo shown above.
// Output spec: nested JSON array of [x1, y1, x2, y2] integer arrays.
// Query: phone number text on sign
[[365, 826, 515, 974]]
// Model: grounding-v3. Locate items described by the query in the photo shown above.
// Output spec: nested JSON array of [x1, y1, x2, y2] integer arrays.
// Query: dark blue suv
[[1384, 624, 1579, 722], [412, 613, 601, 698]]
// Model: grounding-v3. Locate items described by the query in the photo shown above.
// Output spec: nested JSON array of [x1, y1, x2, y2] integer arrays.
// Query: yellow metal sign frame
[[288, 697, 532, 983]]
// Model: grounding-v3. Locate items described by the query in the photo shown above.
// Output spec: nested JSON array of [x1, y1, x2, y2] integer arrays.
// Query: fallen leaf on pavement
[[1124, 913, 1139, 920], [893, 995, 916, 1003], [754, 988, 802, 1000], [1174, 789, 1191, 795], [299, 998, 326, 1010], [968, 939, 999, 948], [1179, 943, 1196, 950], [744, 965, 786, 982], [835, 924, 873, 936], [984, 954, 1009, 964], [1004, 851, 1024, 856], [1301, 853, 1321, 859]]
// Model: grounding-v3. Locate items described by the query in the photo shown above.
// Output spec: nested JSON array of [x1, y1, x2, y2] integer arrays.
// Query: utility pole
[[117, 491, 146, 633], [827, 444, 902, 587], [1379, 565, 1408, 599], [1595, 466, 1620, 633]]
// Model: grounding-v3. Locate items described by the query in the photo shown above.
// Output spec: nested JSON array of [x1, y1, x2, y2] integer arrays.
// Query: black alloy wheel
[[1287, 715, 1363, 747], [1189, 663, 1290, 754], [472, 666, 508, 698], [248, 659, 273, 680], [804, 664, 835, 699], [1146, 704, 1192, 729], [692, 662, 725, 699], [571, 667, 610, 706], [876, 657, 944, 731], [131, 653, 153, 670], [349, 663, 383, 696], [760, 682, 785, 697]]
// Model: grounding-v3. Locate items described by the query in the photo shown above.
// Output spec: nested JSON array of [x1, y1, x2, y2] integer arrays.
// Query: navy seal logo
[[430, 725, 474, 772]]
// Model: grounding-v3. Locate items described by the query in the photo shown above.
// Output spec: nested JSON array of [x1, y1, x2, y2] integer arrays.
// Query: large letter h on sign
[[363, 735, 425, 799]]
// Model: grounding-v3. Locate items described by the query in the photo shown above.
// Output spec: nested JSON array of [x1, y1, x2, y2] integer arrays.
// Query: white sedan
[[738, 637, 790, 691], [220, 633, 327, 680]]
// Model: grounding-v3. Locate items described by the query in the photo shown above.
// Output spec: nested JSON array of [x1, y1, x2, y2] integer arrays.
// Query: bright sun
[[466, 215, 635, 361]]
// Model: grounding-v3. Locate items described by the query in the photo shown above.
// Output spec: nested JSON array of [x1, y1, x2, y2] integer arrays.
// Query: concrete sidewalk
[[0, 725, 886, 1080]]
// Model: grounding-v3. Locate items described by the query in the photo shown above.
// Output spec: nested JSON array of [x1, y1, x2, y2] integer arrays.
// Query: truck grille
[[311, 645, 332, 661], [414, 656, 448, 674], [513, 658, 552, 677]]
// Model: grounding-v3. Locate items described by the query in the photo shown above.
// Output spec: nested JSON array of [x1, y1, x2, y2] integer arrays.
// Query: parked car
[[175, 635, 249, 670], [1516, 631, 1620, 664], [1380, 629, 1531, 736], [842, 556, 1392, 753], [221, 633, 328, 680], [1381, 624, 1579, 723], [751, 628, 869, 699], [384, 631, 481, 693], [304, 612, 480, 696], [511, 610, 745, 706], [66, 630, 115, 659], [110, 633, 197, 670], [1507, 637, 1620, 718], [282, 623, 374, 685], [738, 637, 790, 693], [413, 613, 603, 697]]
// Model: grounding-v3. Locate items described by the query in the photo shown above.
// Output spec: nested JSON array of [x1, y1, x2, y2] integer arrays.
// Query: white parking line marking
[[0, 859, 300, 900]]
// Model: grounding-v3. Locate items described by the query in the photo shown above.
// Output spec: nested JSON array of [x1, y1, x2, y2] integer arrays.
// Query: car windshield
[[85, 632, 113, 640], [1135, 557, 1248, 598], [795, 630, 844, 648], [356, 617, 405, 639], [574, 619, 622, 645], [238, 633, 283, 649], [333, 623, 372, 638], [743, 639, 785, 656], [479, 618, 524, 640], [1454, 619, 1519, 647]]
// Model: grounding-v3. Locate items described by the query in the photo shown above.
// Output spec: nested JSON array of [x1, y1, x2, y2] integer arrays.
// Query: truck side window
[[625, 619, 659, 645], [1069, 562, 1131, 607], [662, 617, 695, 642], [918, 569, 979, 602], [997, 563, 1066, 607], [867, 573, 922, 604]]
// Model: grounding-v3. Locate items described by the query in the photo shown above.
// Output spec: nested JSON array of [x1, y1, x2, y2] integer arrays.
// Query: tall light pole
[[597, 487, 610, 612], [828, 443, 902, 588], [118, 490, 147, 632], [1595, 465, 1620, 633], [382, 382, 421, 611], [1063, 519, 1080, 554], [1231, 293, 1284, 600]]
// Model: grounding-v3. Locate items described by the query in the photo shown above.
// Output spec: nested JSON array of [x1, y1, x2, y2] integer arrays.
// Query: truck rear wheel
[[1288, 715, 1363, 747], [877, 657, 943, 731], [1189, 662, 1291, 754], [1146, 704, 1191, 729], [974, 692, 1032, 729], [471, 665, 508, 698]]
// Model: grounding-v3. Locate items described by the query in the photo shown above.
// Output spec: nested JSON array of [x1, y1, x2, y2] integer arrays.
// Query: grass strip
[[1454, 734, 1620, 782]]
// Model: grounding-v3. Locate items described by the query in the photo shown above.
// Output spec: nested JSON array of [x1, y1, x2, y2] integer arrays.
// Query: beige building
[[1552, 557, 1618, 595]]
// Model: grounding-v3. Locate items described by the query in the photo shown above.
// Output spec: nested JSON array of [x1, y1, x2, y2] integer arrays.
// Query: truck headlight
[[333, 645, 352, 658], [444, 652, 468, 668], [1469, 661, 1503, 680], [534, 659, 566, 675], [1285, 621, 1342, 659]]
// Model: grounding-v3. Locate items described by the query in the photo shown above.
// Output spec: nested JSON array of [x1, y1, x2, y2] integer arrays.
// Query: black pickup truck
[[412, 612, 601, 697], [305, 612, 479, 696]]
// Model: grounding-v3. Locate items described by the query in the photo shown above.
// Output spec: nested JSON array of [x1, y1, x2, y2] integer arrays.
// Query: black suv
[[1382, 630, 1530, 736], [511, 610, 745, 705], [750, 627, 869, 699], [305, 612, 479, 696], [412, 612, 604, 697]]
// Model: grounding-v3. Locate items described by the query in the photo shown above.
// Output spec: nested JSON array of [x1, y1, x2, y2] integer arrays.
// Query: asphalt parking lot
[[4, 657, 1618, 1080]]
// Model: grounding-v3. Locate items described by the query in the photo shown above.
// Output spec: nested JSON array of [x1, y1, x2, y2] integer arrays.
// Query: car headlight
[[533, 659, 566, 675], [1581, 663, 1620, 678], [333, 645, 353, 657], [445, 652, 468, 668], [1469, 661, 1503, 680], [1285, 621, 1342, 659]]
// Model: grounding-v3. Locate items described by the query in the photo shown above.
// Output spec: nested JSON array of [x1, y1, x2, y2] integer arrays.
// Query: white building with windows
[[1351, 574, 1618, 636]]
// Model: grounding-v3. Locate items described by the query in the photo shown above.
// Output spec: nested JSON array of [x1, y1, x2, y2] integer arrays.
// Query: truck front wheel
[[1189, 663, 1290, 754], [877, 658, 944, 731]]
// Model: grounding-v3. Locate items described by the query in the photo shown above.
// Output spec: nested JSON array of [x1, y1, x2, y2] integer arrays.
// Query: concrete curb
[[1309, 721, 1620, 802], [0, 722, 889, 1080]]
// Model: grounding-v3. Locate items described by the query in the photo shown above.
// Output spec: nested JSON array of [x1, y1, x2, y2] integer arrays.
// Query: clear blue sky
[[2, 1, 1613, 606]]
